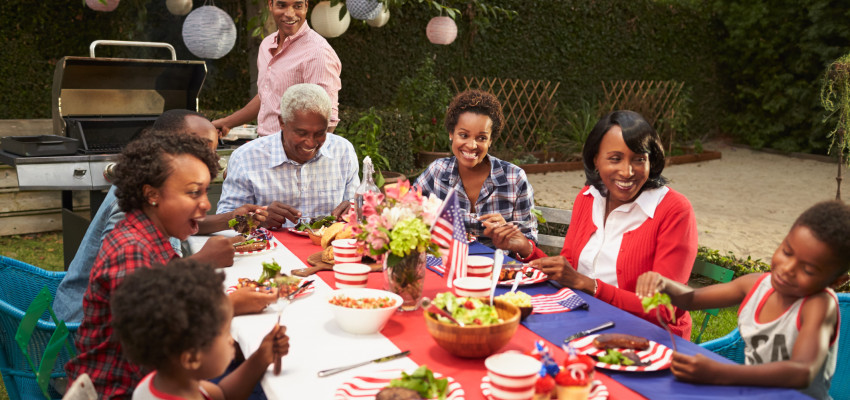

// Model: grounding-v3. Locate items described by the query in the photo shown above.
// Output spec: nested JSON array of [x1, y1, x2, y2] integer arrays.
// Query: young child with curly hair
[[637, 200, 850, 398], [111, 258, 289, 400]]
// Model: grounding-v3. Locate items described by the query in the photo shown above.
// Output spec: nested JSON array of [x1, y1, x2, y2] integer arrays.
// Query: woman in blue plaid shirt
[[414, 90, 539, 260]]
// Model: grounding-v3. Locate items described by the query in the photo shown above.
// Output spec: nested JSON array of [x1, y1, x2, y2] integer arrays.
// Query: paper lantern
[[166, 0, 193, 16], [346, 0, 381, 21], [85, 0, 119, 12], [182, 6, 237, 59], [366, 5, 390, 28], [311, 1, 350, 38], [426, 16, 457, 45]]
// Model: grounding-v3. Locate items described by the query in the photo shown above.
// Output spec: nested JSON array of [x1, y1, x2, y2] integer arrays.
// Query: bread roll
[[321, 222, 345, 248], [321, 245, 335, 264]]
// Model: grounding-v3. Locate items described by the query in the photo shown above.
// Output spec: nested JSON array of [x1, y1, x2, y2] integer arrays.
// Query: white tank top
[[738, 273, 839, 399], [132, 371, 213, 400]]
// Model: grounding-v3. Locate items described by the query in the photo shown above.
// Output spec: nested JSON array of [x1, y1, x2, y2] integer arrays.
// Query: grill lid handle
[[89, 40, 177, 60]]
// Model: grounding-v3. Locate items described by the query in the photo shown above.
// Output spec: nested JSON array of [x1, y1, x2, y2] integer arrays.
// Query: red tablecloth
[[275, 230, 642, 400]]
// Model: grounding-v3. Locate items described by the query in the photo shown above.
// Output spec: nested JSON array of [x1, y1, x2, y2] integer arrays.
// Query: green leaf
[[642, 292, 675, 323]]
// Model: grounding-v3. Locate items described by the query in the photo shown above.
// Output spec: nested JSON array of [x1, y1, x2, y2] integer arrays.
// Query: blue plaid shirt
[[217, 132, 359, 226], [414, 155, 538, 246]]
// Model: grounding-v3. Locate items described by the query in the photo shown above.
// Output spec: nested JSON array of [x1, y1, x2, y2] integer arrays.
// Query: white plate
[[285, 227, 310, 237], [222, 125, 258, 141], [225, 278, 315, 300], [480, 377, 608, 400], [234, 238, 280, 256], [334, 368, 464, 400], [497, 266, 548, 286], [568, 334, 673, 372]]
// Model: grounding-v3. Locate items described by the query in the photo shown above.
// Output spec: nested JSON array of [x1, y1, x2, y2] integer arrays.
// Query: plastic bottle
[[354, 156, 380, 221]]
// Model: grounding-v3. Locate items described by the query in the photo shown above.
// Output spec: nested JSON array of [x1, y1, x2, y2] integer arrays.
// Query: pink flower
[[363, 191, 384, 208]]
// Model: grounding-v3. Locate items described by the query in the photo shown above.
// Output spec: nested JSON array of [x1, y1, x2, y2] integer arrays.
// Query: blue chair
[[0, 256, 80, 400], [701, 293, 850, 399]]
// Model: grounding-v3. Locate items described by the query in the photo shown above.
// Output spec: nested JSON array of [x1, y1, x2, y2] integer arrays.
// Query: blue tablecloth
[[459, 243, 810, 400]]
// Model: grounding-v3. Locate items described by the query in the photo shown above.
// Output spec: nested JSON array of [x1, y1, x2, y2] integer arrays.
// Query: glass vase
[[383, 251, 426, 312]]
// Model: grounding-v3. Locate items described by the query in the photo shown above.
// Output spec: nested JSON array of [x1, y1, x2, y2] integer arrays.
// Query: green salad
[[432, 292, 502, 326]]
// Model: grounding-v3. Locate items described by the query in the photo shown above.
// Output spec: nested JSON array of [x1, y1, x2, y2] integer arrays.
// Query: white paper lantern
[[85, 0, 119, 12], [166, 0, 193, 16], [311, 1, 350, 38], [426, 16, 457, 45], [182, 6, 237, 59], [346, 0, 381, 21], [366, 5, 390, 28]]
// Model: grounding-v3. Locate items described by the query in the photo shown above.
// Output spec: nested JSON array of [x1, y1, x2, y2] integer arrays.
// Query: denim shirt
[[53, 186, 181, 323]]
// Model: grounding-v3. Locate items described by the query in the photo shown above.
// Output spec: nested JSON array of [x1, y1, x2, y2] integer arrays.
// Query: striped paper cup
[[484, 352, 541, 400], [453, 276, 492, 298], [332, 239, 362, 263], [333, 263, 371, 288], [466, 255, 494, 278]]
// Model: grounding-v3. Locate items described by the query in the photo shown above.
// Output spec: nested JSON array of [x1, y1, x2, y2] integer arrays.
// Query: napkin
[[530, 288, 588, 314]]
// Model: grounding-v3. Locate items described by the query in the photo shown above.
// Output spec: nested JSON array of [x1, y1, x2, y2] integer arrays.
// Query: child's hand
[[635, 271, 665, 299], [256, 324, 290, 368], [671, 352, 722, 384]]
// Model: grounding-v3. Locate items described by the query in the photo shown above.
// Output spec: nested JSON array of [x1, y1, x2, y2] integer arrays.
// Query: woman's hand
[[189, 236, 241, 268], [635, 271, 666, 299], [229, 286, 278, 316], [481, 218, 532, 257], [529, 256, 596, 295]]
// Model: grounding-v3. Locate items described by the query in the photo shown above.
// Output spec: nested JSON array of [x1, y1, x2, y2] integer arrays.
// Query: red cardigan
[[534, 186, 697, 339]]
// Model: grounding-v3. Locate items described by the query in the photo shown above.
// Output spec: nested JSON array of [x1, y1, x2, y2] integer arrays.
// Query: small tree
[[820, 54, 850, 200]]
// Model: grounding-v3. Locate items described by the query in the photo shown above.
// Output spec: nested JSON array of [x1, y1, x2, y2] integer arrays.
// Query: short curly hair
[[111, 258, 229, 370], [444, 90, 504, 139], [113, 130, 219, 212], [792, 200, 850, 274], [583, 110, 668, 196]]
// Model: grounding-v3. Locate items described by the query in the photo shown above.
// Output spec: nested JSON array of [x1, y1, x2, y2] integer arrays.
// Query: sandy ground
[[528, 142, 850, 262]]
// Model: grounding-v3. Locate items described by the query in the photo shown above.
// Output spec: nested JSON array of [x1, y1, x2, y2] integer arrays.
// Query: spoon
[[510, 267, 523, 293], [420, 297, 465, 327], [490, 250, 505, 306]]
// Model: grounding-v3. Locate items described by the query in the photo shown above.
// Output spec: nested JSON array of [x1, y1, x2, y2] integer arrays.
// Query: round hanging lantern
[[346, 0, 381, 21], [366, 5, 390, 28], [310, 1, 350, 38], [85, 0, 119, 12], [166, 0, 193, 16], [182, 6, 237, 59], [426, 16, 457, 45]]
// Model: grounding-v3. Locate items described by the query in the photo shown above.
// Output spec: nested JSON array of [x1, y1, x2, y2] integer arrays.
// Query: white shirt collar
[[584, 185, 669, 219]]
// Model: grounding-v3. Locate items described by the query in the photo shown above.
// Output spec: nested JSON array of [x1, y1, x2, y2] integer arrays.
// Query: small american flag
[[530, 288, 588, 314], [426, 255, 446, 276], [430, 189, 468, 287]]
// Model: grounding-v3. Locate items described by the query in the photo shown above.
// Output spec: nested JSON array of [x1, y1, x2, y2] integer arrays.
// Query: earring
[[150, 201, 157, 207]]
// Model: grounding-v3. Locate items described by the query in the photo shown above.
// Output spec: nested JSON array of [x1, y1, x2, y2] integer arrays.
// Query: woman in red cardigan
[[489, 110, 697, 338]]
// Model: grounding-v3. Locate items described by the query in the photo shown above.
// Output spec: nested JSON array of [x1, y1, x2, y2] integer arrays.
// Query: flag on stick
[[430, 189, 468, 287]]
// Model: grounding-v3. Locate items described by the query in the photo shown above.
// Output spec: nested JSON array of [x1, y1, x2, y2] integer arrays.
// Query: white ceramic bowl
[[485, 352, 541, 399], [467, 255, 494, 278], [453, 276, 492, 298], [332, 238, 362, 263], [333, 263, 370, 288], [327, 288, 402, 334]]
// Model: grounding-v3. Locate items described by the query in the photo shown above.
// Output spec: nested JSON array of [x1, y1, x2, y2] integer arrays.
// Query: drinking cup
[[484, 352, 541, 400], [332, 239, 362, 263], [466, 255, 495, 278], [333, 263, 370, 288], [452, 276, 491, 298]]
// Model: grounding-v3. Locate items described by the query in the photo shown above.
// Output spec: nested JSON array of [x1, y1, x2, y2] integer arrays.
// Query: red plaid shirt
[[65, 209, 178, 399]]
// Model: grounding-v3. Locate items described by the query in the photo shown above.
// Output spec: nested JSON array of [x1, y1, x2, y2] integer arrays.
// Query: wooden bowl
[[307, 231, 322, 246], [519, 306, 533, 321], [423, 298, 520, 358]]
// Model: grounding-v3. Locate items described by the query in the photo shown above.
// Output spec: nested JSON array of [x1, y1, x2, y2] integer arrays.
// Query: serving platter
[[568, 334, 673, 372], [480, 377, 608, 400], [234, 238, 280, 256], [497, 265, 548, 286], [333, 369, 464, 400]]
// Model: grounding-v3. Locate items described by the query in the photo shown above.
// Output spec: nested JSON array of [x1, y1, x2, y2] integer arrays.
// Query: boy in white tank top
[[636, 200, 850, 399]]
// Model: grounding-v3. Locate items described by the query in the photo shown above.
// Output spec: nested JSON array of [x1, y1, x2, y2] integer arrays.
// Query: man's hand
[[233, 204, 268, 222], [188, 236, 241, 268], [264, 201, 302, 228], [212, 118, 232, 137], [229, 286, 278, 316], [331, 200, 351, 220]]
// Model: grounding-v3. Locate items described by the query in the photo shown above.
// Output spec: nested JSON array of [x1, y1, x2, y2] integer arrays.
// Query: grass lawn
[[0, 232, 739, 399]]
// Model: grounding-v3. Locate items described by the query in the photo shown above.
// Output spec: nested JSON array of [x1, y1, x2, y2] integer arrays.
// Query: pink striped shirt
[[257, 23, 342, 136]]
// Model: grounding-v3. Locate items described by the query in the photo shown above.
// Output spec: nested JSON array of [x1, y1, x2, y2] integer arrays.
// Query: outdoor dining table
[[188, 230, 809, 400]]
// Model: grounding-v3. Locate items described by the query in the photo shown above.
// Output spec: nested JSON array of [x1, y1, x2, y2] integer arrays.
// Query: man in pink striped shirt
[[213, 0, 342, 136]]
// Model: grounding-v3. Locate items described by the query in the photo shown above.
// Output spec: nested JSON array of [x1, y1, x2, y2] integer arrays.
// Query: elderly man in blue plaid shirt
[[217, 83, 359, 227]]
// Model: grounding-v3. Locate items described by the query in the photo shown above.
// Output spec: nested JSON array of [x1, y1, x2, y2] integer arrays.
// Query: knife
[[563, 321, 615, 342], [317, 350, 411, 377]]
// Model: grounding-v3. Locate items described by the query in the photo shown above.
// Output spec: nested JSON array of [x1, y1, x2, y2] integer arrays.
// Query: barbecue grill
[[0, 40, 208, 267]]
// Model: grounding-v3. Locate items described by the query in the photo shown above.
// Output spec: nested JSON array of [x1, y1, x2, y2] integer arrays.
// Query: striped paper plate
[[225, 278, 315, 300], [234, 237, 280, 256], [568, 334, 673, 371], [334, 369, 464, 399], [480, 377, 608, 400], [497, 266, 548, 286]]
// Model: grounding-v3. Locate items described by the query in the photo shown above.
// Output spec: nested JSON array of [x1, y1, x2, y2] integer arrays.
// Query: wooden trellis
[[601, 80, 685, 152], [450, 77, 560, 152]]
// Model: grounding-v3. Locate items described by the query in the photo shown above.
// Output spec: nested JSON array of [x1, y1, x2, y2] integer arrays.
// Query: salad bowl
[[424, 298, 520, 358]]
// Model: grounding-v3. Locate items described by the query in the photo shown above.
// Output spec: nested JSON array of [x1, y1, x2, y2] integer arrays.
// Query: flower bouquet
[[346, 180, 443, 311]]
